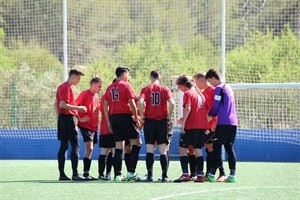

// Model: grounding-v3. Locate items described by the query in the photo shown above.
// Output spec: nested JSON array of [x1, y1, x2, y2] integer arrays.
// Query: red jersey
[[56, 82, 77, 116], [75, 90, 99, 131], [183, 89, 208, 130], [104, 80, 136, 115], [202, 86, 217, 129], [99, 94, 111, 135], [139, 84, 172, 120]]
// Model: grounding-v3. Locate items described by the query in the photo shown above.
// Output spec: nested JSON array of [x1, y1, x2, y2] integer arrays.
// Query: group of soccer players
[[55, 65, 238, 183]]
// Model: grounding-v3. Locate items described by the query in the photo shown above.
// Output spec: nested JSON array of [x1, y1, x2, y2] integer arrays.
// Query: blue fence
[[0, 128, 299, 162]]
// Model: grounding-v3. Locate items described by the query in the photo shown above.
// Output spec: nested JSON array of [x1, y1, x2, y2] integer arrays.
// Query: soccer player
[[137, 70, 175, 182], [194, 72, 226, 182], [75, 76, 103, 180], [205, 68, 238, 183], [54, 67, 87, 181], [103, 66, 142, 181], [98, 93, 114, 181], [174, 75, 208, 183]]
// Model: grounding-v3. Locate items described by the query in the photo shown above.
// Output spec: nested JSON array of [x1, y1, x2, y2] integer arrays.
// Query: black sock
[[196, 156, 204, 176], [98, 154, 106, 176], [166, 150, 170, 170], [106, 152, 113, 175], [114, 149, 123, 176], [146, 153, 154, 177], [128, 145, 141, 173], [83, 157, 91, 173], [58, 141, 68, 176], [206, 150, 213, 175], [160, 154, 168, 178], [124, 153, 130, 172], [180, 156, 189, 174], [70, 139, 79, 176], [188, 154, 196, 176]]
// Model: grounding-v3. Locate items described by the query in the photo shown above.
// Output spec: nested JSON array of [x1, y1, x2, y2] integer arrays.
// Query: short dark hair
[[193, 72, 206, 79], [176, 75, 194, 88], [205, 68, 221, 80], [115, 66, 130, 77], [150, 70, 160, 79], [69, 69, 84, 77], [90, 77, 102, 85]]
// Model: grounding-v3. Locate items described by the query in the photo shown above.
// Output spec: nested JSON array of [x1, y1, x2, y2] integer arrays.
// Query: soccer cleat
[[216, 175, 227, 182], [105, 173, 111, 181], [207, 174, 216, 183], [173, 174, 190, 182], [189, 175, 197, 181], [114, 175, 125, 182], [59, 175, 71, 181], [72, 174, 86, 181], [83, 173, 97, 181], [161, 176, 172, 182], [126, 172, 141, 181], [225, 176, 237, 183], [194, 175, 204, 182], [138, 174, 153, 182]]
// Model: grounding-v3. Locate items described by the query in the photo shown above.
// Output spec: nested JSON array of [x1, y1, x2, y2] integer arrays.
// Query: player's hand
[[78, 116, 89, 123], [177, 117, 183, 125], [181, 125, 185, 134], [78, 106, 87, 113], [108, 123, 113, 133], [207, 116, 213, 122]]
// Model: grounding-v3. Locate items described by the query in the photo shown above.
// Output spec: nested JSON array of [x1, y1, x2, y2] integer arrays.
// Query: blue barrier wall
[[0, 128, 299, 162]]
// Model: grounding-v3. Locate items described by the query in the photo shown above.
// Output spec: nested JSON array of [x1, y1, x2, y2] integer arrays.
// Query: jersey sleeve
[[208, 86, 222, 117]]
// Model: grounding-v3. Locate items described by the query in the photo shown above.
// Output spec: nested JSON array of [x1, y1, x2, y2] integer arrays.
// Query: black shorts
[[79, 126, 98, 143], [99, 134, 115, 148], [143, 118, 169, 145], [205, 130, 215, 144], [179, 129, 205, 149], [57, 114, 78, 141], [213, 125, 237, 145], [110, 114, 140, 142]]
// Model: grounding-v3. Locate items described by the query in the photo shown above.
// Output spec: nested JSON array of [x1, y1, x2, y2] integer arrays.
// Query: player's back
[[142, 84, 171, 120], [104, 80, 135, 115]]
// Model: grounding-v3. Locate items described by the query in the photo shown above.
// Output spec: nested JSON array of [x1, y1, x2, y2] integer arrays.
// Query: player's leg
[[57, 140, 69, 180], [70, 138, 85, 180], [224, 125, 237, 183], [124, 140, 131, 172], [110, 114, 126, 181], [57, 114, 71, 180], [105, 149, 114, 180], [174, 131, 191, 182], [187, 145, 197, 181], [193, 130, 206, 182], [208, 126, 226, 182], [98, 147, 109, 179], [79, 127, 97, 180], [157, 119, 171, 182]]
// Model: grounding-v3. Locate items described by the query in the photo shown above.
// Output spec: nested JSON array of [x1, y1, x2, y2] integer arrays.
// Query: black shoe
[[161, 176, 171, 182], [59, 175, 71, 181], [83, 173, 97, 181], [72, 174, 86, 181], [137, 174, 153, 182]]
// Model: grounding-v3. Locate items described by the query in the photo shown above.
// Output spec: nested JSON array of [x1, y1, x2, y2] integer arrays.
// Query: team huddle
[[54, 66, 238, 183]]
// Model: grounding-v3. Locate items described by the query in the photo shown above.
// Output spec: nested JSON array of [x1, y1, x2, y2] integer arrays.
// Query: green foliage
[[226, 26, 300, 83]]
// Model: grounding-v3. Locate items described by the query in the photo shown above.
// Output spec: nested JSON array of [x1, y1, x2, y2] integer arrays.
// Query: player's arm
[[103, 99, 112, 133], [129, 98, 139, 122], [54, 100, 59, 117], [167, 97, 175, 121], [59, 101, 87, 113], [208, 87, 222, 118], [181, 104, 191, 133], [137, 97, 145, 122]]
